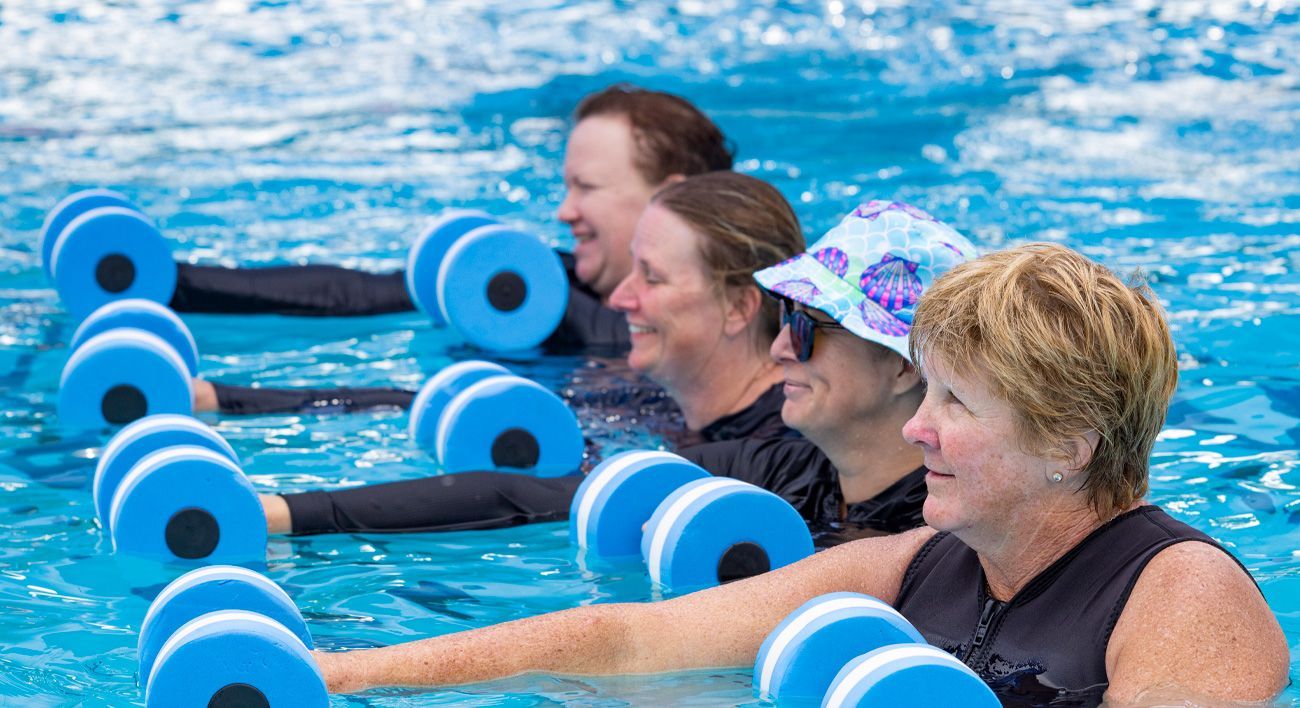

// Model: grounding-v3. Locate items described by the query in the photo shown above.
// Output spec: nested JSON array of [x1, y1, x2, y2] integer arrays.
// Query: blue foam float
[[753, 592, 925, 702], [433, 374, 583, 476], [642, 478, 814, 592], [822, 644, 999, 708], [139, 565, 311, 692], [94, 415, 238, 533], [145, 610, 327, 708], [570, 450, 711, 558], [58, 329, 193, 429], [39, 188, 139, 282], [71, 299, 199, 376], [49, 206, 176, 320], [109, 445, 265, 562], [406, 209, 500, 327], [408, 360, 511, 450]]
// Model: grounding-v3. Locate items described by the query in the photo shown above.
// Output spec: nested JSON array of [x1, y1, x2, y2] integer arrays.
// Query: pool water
[[1, 0, 1298, 705]]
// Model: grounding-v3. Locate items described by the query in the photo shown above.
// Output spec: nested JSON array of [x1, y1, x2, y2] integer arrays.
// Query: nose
[[770, 324, 798, 364], [557, 188, 579, 225], [608, 273, 638, 314], [902, 396, 939, 449]]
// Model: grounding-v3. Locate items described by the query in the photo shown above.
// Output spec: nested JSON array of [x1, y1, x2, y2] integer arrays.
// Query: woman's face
[[902, 352, 1061, 536], [608, 204, 734, 391], [770, 305, 904, 445]]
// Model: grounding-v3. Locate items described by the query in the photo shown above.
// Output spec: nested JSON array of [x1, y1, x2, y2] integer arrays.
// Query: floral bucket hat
[[754, 200, 977, 361]]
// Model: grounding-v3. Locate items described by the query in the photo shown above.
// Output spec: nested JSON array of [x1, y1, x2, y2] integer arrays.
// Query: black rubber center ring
[[717, 542, 771, 584], [490, 427, 540, 469], [486, 271, 527, 313], [96, 253, 135, 293], [102, 384, 147, 425], [209, 683, 269, 708], [166, 508, 220, 560]]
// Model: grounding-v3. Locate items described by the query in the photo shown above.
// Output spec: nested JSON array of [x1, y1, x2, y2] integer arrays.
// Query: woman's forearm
[[316, 603, 644, 693]]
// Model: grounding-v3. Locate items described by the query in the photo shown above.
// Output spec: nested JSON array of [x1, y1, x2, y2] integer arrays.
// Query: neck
[[809, 398, 925, 507], [667, 349, 783, 431], [970, 500, 1107, 601]]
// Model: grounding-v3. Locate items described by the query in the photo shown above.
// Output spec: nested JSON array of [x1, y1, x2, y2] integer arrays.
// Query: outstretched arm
[[1104, 540, 1289, 704], [315, 527, 935, 693]]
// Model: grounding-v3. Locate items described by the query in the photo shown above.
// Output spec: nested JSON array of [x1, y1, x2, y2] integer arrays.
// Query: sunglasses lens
[[779, 297, 816, 362]]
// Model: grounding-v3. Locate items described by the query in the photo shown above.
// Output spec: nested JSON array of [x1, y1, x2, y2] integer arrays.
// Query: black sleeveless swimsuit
[[894, 506, 1257, 707]]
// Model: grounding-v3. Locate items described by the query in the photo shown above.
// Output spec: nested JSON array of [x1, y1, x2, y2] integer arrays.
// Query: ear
[[722, 285, 763, 338], [658, 173, 687, 189], [890, 357, 923, 397], [1064, 429, 1100, 474]]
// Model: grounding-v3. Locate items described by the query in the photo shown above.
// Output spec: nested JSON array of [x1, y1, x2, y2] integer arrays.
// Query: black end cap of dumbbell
[[490, 427, 540, 469], [717, 542, 771, 584], [166, 507, 220, 559], [486, 271, 527, 313], [96, 253, 136, 293], [102, 384, 147, 424], [209, 683, 269, 708]]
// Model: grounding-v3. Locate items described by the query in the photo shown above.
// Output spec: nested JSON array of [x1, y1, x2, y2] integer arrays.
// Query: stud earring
[[1050, 472, 1064, 483]]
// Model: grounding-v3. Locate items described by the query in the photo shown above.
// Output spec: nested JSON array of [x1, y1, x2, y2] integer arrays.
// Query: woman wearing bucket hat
[[316, 242, 1288, 706], [264, 199, 975, 546]]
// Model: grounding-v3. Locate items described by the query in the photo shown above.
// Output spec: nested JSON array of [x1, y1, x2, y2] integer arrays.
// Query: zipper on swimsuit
[[963, 596, 1007, 667]]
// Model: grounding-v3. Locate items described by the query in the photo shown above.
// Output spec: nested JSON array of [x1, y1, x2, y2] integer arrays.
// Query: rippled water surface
[[1, 1, 1298, 705]]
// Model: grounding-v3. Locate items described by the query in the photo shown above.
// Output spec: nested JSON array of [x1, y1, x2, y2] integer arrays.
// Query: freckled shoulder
[[1104, 541, 1289, 704]]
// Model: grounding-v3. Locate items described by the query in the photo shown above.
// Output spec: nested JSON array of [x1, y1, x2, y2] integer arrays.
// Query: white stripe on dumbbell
[[145, 609, 309, 695], [823, 644, 972, 708], [434, 375, 549, 467], [574, 451, 683, 550], [141, 566, 294, 647], [94, 415, 232, 524], [60, 328, 193, 402], [107, 446, 243, 543], [755, 595, 905, 697], [408, 361, 509, 441], [646, 478, 753, 586]]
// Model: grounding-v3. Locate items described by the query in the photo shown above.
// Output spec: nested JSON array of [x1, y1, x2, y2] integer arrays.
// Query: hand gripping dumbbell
[[569, 451, 815, 592], [408, 360, 583, 476], [59, 299, 197, 429], [138, 566, 326, 707], [94, 415, 264, 563], [41, 191, 569, 351], [753, 592, 999, 707]]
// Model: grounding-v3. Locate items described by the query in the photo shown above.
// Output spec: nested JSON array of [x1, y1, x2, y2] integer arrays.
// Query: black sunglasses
[[778, 296, 846, 362]]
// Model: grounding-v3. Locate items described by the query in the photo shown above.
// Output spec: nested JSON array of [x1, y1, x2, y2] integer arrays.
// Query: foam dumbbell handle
[[40, 189, 139, 282], [408, 360, 512, 450], [435, 375, 583, 476], [405, 209, 500, 326], [58, 329, 193, 430], [50, 206, 176, 319], [145, 610, 327, 708], [753, 592, 925, 702], [436, 225, 569, 351], [139, 565, 312, 692], [94, 414, 238, 534], [822, 644, 999, 708], [109, 446, 265, 562], [642, 478, 814, 592], [569, 450, 711, 558], [71, 299, 199, 376]]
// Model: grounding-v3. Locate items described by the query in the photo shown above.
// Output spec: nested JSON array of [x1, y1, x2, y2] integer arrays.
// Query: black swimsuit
[[893, 505, 1258, 707]]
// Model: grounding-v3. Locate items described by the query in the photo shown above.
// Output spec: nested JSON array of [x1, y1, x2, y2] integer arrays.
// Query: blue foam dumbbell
[[70, 299, 200, 376], [108, 445, 265, 562], [42, 193, 176, 320], [146, 610, 326, 707], [138, 565, 312, 691], [822, 644, 998, 707], [94, 414, 238, 535], [570, 450, 711, 559], [406, 212, 569, 351], [409, 361, 583, 476], [58, 328, 193, 429], [642, 478, 814, 592], [753, 592, 925, 702]]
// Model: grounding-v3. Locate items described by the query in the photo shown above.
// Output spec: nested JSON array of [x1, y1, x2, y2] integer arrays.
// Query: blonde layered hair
[[909, 243, 1178, 516]]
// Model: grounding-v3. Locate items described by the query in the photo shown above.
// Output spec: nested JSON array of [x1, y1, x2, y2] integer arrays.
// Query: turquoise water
[[1, 0, 1298, 704]]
